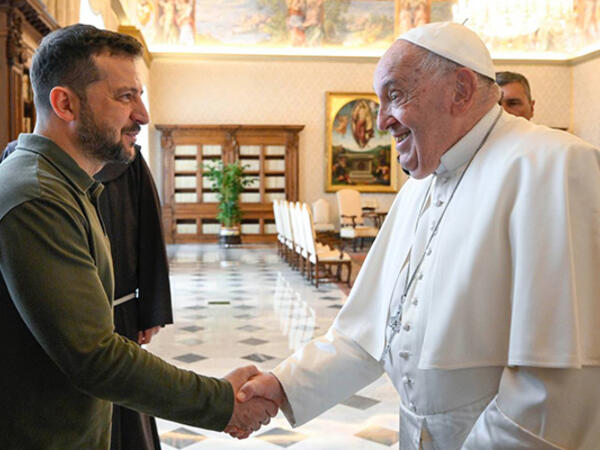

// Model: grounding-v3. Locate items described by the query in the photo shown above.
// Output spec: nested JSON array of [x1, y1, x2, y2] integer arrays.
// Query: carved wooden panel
[[0, 0, 58, 149]]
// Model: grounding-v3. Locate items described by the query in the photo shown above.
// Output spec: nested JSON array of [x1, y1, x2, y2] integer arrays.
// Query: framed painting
[[326, 92, 398, 193]]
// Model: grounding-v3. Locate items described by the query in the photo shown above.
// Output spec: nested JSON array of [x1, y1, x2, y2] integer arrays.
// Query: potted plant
[[204, 160, 253, 246]]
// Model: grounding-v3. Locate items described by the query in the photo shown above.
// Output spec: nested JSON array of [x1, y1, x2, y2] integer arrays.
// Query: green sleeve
[[0, 198, 234, 430]]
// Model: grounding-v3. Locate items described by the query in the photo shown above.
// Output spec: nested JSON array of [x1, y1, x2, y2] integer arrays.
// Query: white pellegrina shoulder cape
[[334, 112, 600, 369]]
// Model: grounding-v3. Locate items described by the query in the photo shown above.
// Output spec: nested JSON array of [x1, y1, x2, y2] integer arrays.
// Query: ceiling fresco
[[128, 0, 600, 59]]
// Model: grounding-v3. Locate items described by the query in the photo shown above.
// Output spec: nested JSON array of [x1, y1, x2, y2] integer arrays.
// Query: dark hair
[[30, 24, 142, 114], [495, 71, 532, 101]]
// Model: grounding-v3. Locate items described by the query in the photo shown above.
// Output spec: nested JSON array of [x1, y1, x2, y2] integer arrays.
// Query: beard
[[76, 100, 139, 164]]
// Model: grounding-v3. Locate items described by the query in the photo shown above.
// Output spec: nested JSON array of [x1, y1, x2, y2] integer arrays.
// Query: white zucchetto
[[399, 22, 495, 79]]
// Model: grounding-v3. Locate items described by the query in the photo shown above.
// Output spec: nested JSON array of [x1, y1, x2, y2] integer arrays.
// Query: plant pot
[[219, 226, 241, 247]]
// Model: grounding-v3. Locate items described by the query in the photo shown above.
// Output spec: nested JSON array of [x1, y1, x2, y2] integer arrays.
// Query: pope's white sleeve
[[462, 366, 600, 449], [271, 326, 384, 427]]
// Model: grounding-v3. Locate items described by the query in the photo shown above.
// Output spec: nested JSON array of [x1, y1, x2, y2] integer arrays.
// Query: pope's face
[[374, 40, 456, 179], [499, 82, 534, 120], [77, 54, 149, 163]]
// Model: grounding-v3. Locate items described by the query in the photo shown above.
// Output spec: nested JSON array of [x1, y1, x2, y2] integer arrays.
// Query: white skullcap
[[399, 22, 495, 79]]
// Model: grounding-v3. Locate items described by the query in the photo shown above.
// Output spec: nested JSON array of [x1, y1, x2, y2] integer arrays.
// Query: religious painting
[[395, 0, 431, 36], [575, 0, 600, 46], [130, 0, 395, 54], [326, 92, 398, 192]]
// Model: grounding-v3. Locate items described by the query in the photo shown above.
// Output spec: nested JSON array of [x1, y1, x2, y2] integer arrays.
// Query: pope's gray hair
[[412, 45, 501, 105]]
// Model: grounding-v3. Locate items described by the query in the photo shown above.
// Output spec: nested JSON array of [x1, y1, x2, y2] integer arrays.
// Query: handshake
[[223, 365, 287, 439]]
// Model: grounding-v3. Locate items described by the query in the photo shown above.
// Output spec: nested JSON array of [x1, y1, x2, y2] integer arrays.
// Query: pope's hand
[[237, 371, 287, 407], [223, 365, 278, 439]]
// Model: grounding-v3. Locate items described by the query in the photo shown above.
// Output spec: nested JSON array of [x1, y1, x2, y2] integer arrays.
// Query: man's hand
[[224, 365, 279, 439], [137, 326, 161, 345], [237, 372, 287, 407]]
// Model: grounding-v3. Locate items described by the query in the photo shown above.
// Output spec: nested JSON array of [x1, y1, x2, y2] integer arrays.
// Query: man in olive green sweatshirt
[[0, 24, 276, 449]]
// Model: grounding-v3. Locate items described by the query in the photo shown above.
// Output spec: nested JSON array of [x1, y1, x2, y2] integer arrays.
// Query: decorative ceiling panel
[[129, 1, 600, 59]]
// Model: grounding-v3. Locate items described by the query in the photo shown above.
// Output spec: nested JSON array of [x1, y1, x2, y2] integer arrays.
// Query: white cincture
[[113, 290, 137, 307]]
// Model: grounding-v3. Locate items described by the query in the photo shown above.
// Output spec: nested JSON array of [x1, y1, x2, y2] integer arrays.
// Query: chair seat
[[340, 225, 378, 238], [310, 249, 351, 264], [316, 242, 331, 251]]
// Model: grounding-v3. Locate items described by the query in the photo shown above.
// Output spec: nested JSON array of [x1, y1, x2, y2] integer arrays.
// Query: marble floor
[[147, 243, 400, 449]]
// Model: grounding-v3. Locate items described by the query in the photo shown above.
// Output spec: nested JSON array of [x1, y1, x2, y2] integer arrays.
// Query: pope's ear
[[48, 86, 80, 122], [451, 68, 477, 114]]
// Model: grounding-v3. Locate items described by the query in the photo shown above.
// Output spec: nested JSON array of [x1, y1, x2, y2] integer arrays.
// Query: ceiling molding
[[150, 51, 380, 64], [568, 48, 600, 66]]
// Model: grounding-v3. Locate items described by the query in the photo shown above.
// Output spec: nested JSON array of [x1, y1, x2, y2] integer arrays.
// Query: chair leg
[[346, 262, 352, 286], [315, 262, 319, 288], [353, 238, 357, 253]]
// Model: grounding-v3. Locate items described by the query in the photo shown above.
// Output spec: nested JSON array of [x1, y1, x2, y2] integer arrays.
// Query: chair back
[[312, 198, 330, 224], [301, 203, 318, 256], [272, 200, 283, 238], [290, 202, 305, 252], [361, 197, 378, 211], [336, 188, 364, 226], [280, 200, 294, 244]]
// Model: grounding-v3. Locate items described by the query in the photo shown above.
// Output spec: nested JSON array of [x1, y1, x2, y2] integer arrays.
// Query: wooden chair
[[272, 200, 285, 257], [301, 203, 352, 288], [280, 200, 296, 266], [336, 188, 379, 252], [312, 198, 335, 233]]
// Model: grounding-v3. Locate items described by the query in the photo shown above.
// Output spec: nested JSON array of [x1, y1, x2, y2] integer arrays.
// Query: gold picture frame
[[326, 92, 398, 192]]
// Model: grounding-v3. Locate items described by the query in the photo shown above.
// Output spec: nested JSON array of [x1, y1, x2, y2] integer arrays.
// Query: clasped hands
[[223, 365, 287, 439]]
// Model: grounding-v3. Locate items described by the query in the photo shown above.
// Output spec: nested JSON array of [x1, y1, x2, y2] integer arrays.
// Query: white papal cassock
[[273, 105, 600, 449]]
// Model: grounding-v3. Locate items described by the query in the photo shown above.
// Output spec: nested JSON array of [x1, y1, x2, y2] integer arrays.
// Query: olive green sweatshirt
[[0, 134, 233, 449]]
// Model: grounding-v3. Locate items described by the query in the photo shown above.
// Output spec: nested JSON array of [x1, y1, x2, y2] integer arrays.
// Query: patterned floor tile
[[236, 325, 264, 332], [256, 427, 307, 448], [180, 325, 204, 332], [149, 244, 400, 449], [340, 394, 381, 410], [173, 353, 207, 363], [160, 427, 206, 448], [354, 425, 399, 446], [177, 338, 204, 346], [242, 353, 276, 363], [239, 337, 268, 346]]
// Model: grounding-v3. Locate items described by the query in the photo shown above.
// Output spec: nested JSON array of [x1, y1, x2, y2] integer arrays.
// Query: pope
[[235, 22, 600, 449]]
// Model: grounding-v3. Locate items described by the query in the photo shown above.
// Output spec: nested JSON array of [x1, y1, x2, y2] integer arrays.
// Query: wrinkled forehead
[[374, 41, 425, 87], [377, 40, 418, 70]]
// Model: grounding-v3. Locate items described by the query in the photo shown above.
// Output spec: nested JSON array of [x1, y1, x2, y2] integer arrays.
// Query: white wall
[[571, 54, 600, 146], [494, 62, 571, 129], [147, 55, 584, 224], [148, 55, 405, 222]]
